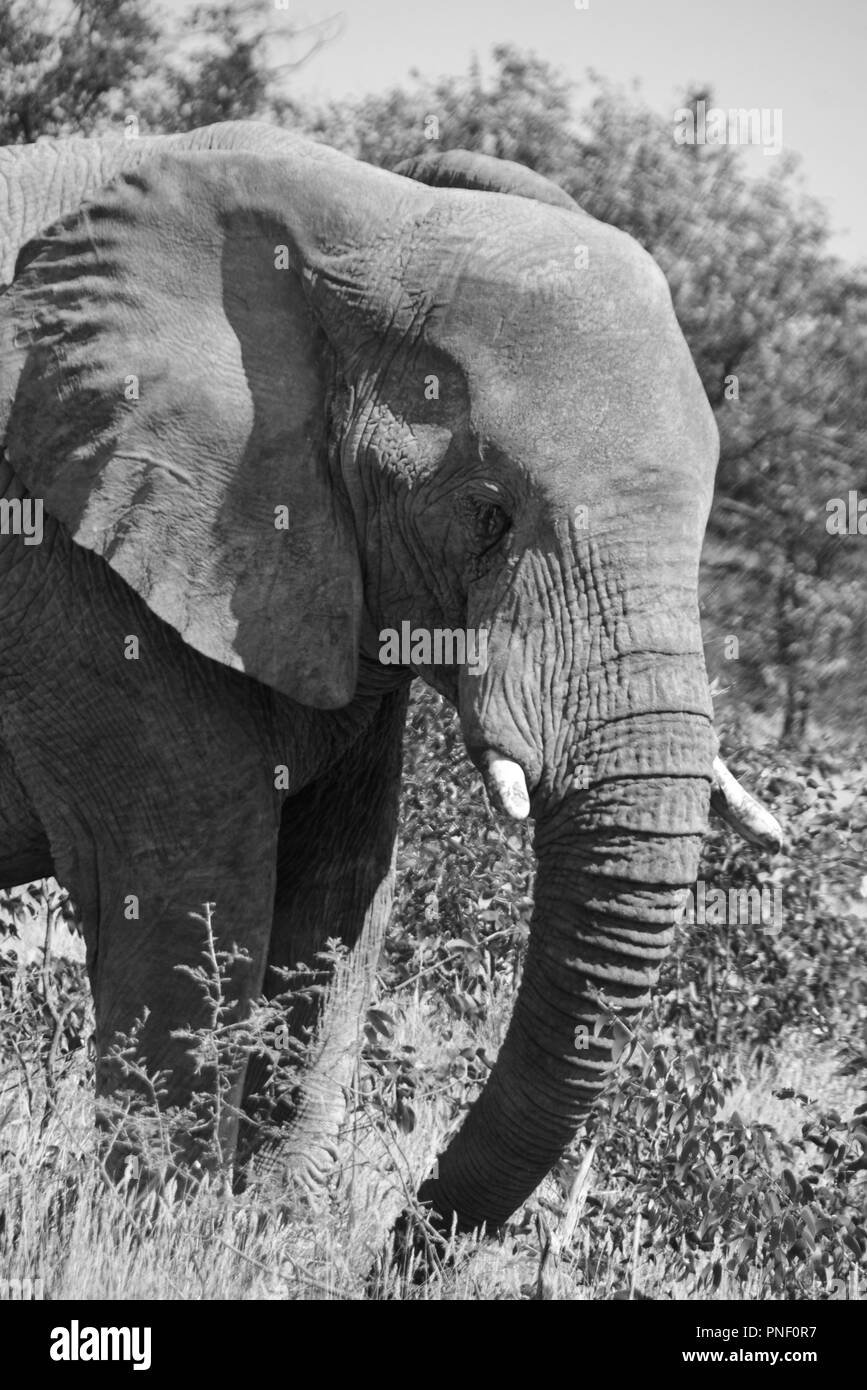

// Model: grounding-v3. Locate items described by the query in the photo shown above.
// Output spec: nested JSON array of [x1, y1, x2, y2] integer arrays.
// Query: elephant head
[[0, 126, 779, 1230]]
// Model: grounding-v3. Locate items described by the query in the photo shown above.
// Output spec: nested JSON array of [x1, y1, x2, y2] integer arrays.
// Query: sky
[[171, 0, 866, 262]]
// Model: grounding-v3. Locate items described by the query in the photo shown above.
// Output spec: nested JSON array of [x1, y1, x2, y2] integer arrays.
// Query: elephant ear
[[0, 149, 372, 707], [394, 149, 579, 211]]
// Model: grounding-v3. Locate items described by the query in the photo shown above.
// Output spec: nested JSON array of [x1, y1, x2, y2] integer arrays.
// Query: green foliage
[[0, 951, 88, 1107], [305, 45, 579, 175], [160, 2, 273, 132], [660, 739, 867, 1051], [0, 0, 162, 142], [387, 686, 532, 1010], [578, 1041, 867, 1299], [0, 0, 341, 141]]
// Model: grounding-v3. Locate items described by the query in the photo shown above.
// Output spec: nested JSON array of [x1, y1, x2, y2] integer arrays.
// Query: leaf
[[780, 1168, 799, 1200], [365, 1008, 394, 1038], [396, 1100, 416, 1134]]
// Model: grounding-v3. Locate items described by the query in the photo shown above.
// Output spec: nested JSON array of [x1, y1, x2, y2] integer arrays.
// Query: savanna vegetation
[[1, 1, 865, 1300]]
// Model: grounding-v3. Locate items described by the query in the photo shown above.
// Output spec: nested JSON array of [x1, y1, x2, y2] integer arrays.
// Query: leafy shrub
[[661, 733, 867, 1053], [574, 1030, 867, 1299]]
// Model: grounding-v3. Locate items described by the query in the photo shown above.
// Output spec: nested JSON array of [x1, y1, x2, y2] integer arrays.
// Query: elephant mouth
[[477, 745, 781, 850]]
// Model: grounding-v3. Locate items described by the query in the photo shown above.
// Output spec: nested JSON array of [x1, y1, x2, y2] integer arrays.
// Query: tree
[[0, 0, 341, 142], [304, 43, 582, 174], [0, 0, 161, 143], [150, 2, 343, 132]]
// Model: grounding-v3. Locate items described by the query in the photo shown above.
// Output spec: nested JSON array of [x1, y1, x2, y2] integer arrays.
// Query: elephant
[[0, 120, 781, 1232]]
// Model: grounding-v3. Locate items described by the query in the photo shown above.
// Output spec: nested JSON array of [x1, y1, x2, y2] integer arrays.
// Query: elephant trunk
[[419, 720, 712, 1231]]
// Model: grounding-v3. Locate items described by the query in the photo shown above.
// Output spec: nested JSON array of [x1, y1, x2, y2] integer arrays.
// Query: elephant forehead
[[424, 200, 674, 344], [459, 308, 716, 498], [415, 207, 714, 474]]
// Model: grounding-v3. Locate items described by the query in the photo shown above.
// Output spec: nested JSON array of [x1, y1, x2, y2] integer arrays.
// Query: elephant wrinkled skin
[[0, 122, 779, 1231]]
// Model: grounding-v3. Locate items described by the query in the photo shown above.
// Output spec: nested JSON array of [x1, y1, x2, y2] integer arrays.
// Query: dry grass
[[1, 966, 863, 1300]]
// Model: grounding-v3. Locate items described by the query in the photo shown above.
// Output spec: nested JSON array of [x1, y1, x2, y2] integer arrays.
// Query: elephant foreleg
[[245, 683, 409, 1193], [77, 789, 282, 1181], [0, 524, 285, 1179]]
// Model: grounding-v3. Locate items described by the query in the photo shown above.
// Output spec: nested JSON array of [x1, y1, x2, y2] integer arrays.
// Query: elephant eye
[[470, 499, 511, 550]]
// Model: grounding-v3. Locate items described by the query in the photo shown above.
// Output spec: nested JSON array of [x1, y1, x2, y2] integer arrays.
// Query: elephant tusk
[[482, 755, 531, 821], [710, 756, 782, 853]]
